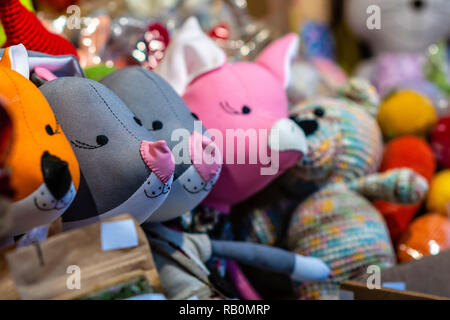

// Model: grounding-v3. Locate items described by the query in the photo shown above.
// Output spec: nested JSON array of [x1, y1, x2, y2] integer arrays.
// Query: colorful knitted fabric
[[287, 187, 395, 300], [290, 92, 383, 183], [0, 0, 78, 57], [287, 79, 401, 300], [345, 169, 428, 205]]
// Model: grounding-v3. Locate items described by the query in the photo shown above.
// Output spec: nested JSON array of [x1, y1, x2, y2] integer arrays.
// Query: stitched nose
[[140, 140, 175, 184], [41, 151, 71, 200], [290, 117, 319, 136], [189, 131, 222, 183]]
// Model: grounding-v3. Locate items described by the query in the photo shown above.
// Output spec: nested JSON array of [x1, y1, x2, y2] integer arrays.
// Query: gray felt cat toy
[[101, 67, 222, 222]]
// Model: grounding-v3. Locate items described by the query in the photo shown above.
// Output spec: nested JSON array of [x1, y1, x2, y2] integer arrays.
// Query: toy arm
[[211, 240, 330, 282], [346, 168, 429, 204]]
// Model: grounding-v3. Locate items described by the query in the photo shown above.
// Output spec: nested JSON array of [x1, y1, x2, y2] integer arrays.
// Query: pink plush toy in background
[[157, 17, 308, 214]]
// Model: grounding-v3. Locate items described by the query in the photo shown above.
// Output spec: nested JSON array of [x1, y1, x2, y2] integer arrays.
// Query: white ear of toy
[[156, 16, 227, 95], [5, 44, 30, 79], [256, 34, 299, 89]]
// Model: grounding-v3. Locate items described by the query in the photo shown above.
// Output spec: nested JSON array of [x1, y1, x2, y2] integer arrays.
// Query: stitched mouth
[[71, 140, 104, 150], [33, 187, 75, 211], [144, 188, 170, 199], [182, 184, 206, 194]]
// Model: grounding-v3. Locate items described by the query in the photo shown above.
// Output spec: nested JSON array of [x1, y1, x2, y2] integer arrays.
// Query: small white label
[[101, 219, 138, 251]]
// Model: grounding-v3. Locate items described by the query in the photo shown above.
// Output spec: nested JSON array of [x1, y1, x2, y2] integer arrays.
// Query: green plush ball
[[84, 65, 117, 82]]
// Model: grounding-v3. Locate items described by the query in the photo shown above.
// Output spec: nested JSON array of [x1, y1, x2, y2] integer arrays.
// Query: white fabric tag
[[101, 219, 138, 251]]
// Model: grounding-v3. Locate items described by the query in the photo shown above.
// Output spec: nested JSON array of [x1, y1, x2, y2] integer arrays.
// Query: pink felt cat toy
[[157, 17, 308, 213]]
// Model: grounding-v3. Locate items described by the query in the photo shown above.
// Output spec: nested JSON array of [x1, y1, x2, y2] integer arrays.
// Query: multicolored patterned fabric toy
[[374, 136, 436, 243], [287, 78, 429, 300]]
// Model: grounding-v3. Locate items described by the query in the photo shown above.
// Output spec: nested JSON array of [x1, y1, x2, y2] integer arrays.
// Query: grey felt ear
[[39, 77, 175, 229], [101, 67, 222, 222]]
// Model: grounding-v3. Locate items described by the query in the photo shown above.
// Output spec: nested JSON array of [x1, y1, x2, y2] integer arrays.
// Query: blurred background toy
[[426, 170, 450, 217], [377, 90, 437, 140], [431, 116, 450, 169], [373, 136, 436, 244], [0, 45, 80, 241], [398, 213, 450, 263], [0, 0, 78, 57]]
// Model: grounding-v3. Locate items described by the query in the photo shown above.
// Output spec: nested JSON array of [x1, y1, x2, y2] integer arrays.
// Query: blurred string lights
[[41, 0, 274, 70]]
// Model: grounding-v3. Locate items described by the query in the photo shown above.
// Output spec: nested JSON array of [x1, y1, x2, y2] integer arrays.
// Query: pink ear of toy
[[256, 33, 300, 88]]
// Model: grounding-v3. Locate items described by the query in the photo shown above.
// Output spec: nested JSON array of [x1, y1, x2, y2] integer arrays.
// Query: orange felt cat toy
[[0, 44, 79, 239]]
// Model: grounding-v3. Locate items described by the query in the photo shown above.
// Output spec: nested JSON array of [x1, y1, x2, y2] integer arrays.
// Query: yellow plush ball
[[377, 90, 437, 140], [427, 170, 450, 217]]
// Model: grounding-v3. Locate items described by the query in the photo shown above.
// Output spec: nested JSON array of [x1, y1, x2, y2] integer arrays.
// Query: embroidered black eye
[[242, 106, 251, 114], [134, 117, 143, 126], [45, 125, 55, 135], [191, 113, 199, 120], [314, 107, 325, 118], [152, 121, 163, 131], [96, 135, 109, 146]]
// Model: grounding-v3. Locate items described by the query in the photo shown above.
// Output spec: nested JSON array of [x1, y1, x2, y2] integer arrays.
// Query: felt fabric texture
[[373, 136, 436, 242], [426, 170, 450, 217], [157, 17, 307, 213], [0, 0, 78, 57], [101, 67, 222, 222], [0, 45, 79, 237], [397, 213, 450, 264], [287, 79, 428, 300], [377, 90, 437, 140], [39, 77, 175, 228]]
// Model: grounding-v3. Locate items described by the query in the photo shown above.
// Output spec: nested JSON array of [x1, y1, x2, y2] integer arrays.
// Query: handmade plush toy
[[38, 74, 175, 229], [101, 66, 222, 222], [398, 213, 450, 263], [157, 17, 308, 213], [0, 45, 79, 239], [377, 90, 437, 140], [287, 78, 429, 300], [345, 0, 450, 101], [99, 65, 329, 299], [426, 170, 450, 217], [373, 136, 436, 243]]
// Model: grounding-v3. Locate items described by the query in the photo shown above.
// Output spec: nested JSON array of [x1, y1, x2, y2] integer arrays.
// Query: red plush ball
[[374, 136, 436, 243], [431, 116, 450, 169]]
